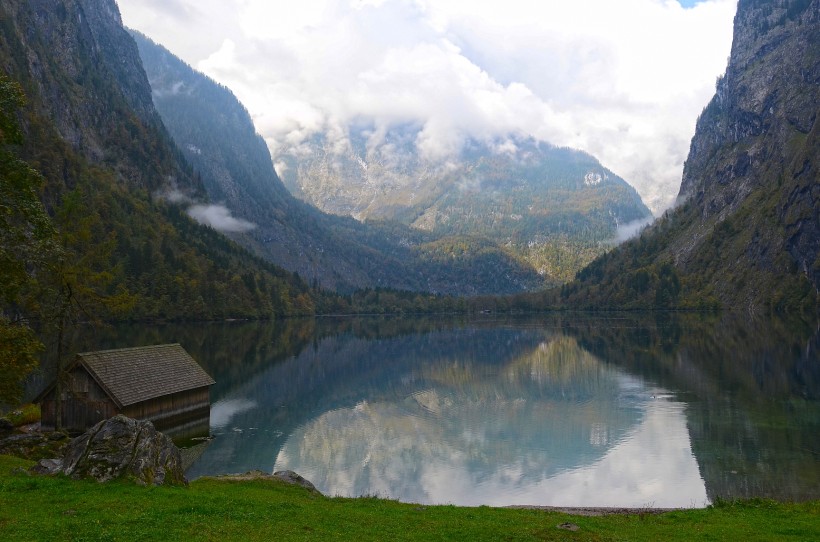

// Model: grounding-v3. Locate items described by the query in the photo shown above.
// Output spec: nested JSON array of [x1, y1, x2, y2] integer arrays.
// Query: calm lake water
[[49, 313, 819, 507]]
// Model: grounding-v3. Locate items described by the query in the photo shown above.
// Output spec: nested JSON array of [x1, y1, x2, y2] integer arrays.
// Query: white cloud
[[614, 216, 655, 244], [118, 0, 737, 213], [187, 204, 257, 233], [153, 185, 256, 232], [155, 186, 191, 204]]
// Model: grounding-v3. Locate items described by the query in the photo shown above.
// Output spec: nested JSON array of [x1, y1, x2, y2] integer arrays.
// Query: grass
[[0, 455, 817, 541], [0, 404, 41, 427]]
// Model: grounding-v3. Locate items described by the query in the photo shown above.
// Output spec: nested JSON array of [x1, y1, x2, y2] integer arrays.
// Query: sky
[[118, 0, 737, 214]]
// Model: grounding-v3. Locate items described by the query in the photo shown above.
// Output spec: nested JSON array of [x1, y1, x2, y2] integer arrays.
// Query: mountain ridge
[[131, 30, 547, 295], [561, 0, 819, 313], [277, 124, 652, 283]]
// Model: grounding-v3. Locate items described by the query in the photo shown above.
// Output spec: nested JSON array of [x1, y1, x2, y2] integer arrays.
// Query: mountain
[[130, 31, 544, 295], [561, 0, 819, 314], [129, 30, 327, 283], [276, 126, 652, 283], [0, 0, 317, 320]]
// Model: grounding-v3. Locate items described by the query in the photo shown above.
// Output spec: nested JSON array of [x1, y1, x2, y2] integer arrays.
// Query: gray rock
[[0, 433, 40, 446], [273, 469, 319, 492], [0, 418, 13, 433], [1, 431, 68, 461], [31, 458, 63, 475], [208, 470, 322, 495], [58, 415, 185, 486]]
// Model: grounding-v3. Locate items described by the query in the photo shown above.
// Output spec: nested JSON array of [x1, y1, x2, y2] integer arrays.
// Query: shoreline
[[210, 472, 693, 515], [505, 505, 688, 516]]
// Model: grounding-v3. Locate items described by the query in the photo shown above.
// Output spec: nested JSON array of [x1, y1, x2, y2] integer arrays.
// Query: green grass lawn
[[0, 455, 817, 541]]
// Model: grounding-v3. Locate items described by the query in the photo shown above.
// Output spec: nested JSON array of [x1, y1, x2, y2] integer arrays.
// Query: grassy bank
[[0, 456, 817, 541]]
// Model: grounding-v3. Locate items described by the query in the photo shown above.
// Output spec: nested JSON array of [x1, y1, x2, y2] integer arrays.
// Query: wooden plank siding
[[37, 344, 214, 433], [39, 366, 119, 432], [122, 388, 211, 426], [40, 370, 211, 432]]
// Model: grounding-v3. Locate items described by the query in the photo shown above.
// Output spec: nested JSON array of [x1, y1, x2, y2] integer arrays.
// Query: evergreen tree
[[0, 76, 57, 404]]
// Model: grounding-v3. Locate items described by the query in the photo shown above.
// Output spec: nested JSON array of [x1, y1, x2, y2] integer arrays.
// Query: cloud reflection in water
[[274, 337, 707, 507], [210, 398, 257, 429]]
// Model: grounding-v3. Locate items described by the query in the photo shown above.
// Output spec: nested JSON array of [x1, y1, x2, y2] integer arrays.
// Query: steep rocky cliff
[[677, 0, 819, 287], [562, 0, 819, 313], [0, 0, 319, 319], [0, 0, 199, 195]]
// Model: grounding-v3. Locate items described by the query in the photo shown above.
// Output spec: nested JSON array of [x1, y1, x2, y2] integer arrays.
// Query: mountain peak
[[277, 125, 651, 283]]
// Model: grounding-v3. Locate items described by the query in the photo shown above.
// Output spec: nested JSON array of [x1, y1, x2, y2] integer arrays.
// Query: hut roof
[[73, 344, 215, 408]]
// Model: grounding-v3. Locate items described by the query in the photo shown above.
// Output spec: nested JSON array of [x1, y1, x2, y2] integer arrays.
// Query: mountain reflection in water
[[274, 346, 706, 506], [146, 319, 709, 507], [55, 313, 819, 506]]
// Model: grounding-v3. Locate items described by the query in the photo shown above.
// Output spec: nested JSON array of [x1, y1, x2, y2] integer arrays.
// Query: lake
[[47, 313, 819, 507]]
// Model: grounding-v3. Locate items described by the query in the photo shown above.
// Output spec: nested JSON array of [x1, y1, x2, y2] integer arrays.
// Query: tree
[[43, 184, 135, 428], [0, 75, 134, 413], [0, 75, 57, 405]]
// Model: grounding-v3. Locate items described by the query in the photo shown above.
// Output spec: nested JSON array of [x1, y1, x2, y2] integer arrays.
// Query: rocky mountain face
[[0, 0, 320, 319], [130, 30, 334, 285], [132, 33, 544, 295], [676, 0, 819, 287], [562, 0, 819, 313], [0, 0, 198, 195], [278, 127, 652, 283]]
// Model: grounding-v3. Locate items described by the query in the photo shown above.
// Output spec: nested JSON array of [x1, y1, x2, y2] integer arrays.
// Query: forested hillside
[[560, 0, 819, 313]]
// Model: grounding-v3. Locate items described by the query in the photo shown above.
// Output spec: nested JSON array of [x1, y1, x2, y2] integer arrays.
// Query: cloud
[[187, 204, 257, 233], [155, 186, 192, 204], [118, 0, 737, 214], [153, 185, 256, 232], [613, 216, 655, 244], [150, 79, 190, 98]]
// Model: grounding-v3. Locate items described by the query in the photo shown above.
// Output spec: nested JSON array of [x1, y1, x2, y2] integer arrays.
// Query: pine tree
[[0, 76, 57, 405]]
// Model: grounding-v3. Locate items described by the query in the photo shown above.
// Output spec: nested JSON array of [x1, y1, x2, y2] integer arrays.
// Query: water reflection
[[49, 313, 819, 506], [568, 313, 820, 502], [273, 338, 706, 506], [210, 398, 257, 429], [528, 399, 706, 508]]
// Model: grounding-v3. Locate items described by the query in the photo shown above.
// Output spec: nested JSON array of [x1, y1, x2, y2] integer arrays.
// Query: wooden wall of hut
[[39, 367, 118, 431], [121, 387, 210, 425], [40, 368, 211, 434]]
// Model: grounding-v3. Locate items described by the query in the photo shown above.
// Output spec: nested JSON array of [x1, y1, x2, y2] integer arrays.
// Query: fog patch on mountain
[[187, 204, 257, 232], [613, 216, 655, 244]]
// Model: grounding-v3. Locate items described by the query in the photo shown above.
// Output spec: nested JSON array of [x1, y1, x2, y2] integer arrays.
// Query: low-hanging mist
[[187, 204, 257, 233]]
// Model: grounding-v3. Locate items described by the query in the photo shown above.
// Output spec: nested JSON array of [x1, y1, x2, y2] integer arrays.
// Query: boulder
[[273, 470, 319, 492], [35, 415, 186, 486], [30, 458, 63, 475]]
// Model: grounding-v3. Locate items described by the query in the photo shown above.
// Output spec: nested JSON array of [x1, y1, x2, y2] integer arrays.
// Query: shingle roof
[[76, 344, 215, 408]]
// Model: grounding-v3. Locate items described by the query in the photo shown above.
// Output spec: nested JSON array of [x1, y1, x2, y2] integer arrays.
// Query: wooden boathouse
[[37, 344, 215, 433]]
